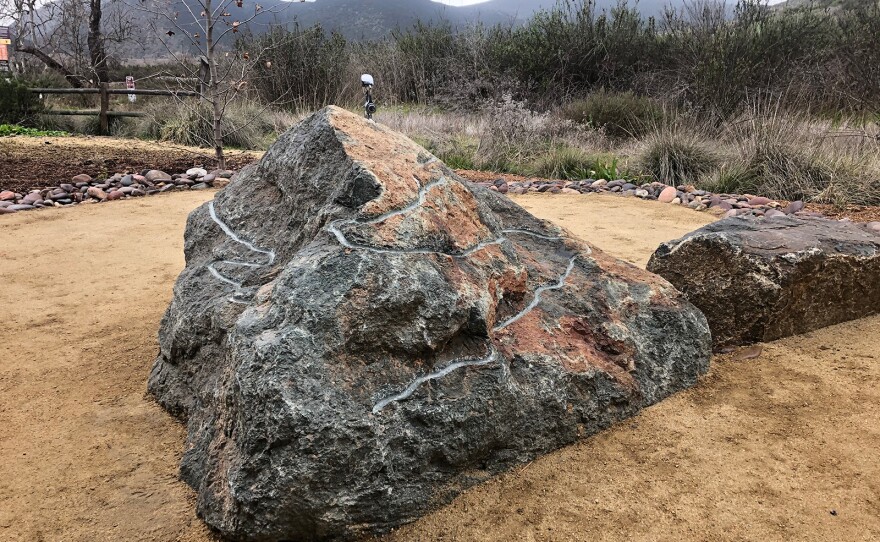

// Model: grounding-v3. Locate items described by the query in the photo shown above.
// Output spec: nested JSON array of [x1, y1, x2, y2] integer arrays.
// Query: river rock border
[[0, 167, 234, 214]]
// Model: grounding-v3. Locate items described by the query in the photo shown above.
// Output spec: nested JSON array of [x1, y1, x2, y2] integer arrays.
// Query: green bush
[[560, 91, 666, 138], [639, 129, 718, 185], [0, 79, 43, 125]]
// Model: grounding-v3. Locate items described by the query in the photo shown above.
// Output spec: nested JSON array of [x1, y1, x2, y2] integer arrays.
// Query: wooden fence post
[[99, 82, 109, 135]]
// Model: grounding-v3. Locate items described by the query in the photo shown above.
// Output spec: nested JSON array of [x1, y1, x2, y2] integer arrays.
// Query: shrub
[[560, 91, 666, 138], [0, 79, 43, 125], [529, 146, 595, 179], [132, 101, 277, 149], [0, 124, 67, 137], [639, 129, 718, 185]]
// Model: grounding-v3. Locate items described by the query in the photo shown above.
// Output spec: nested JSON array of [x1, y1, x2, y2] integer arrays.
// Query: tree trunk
[[87, 0, 109, 84], [14, 45, 84, 88], [205, 0, 226, 169]]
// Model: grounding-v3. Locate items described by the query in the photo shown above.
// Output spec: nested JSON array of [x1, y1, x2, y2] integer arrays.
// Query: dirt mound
[[0, 136, 257, 194]]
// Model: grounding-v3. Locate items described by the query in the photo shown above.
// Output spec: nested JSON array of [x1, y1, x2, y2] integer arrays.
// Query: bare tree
[[135, 0, 283, 168], [0, 0, 133, 86]]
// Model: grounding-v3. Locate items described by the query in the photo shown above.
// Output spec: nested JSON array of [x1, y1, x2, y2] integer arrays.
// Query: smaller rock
[[561, 187, 580, 194], [71, 174, 92, 184], [22, 192, 43, 205], [145, 170, 172, 182], [764, 209, 786, 218], [191, 183, 210, 190], [866, 222, 880, 233], [634, 189, 649, 198], [201, 173, 217, 184], [187, 167, 208, 177], [107, 190, 124, 201], [671, 197, 681, 205], [784, 200, 805, 214], [591, 179, 607, 189], [0, 207, 16, 214], [120, 175, 134, 187], [0, 191, 15, 201], [748, 196, 773, 206], [87, 187, 108, 201], [8, 204, 35, 211]]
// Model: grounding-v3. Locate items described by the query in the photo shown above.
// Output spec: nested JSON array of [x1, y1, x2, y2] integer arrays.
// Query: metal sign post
[[0, 27, 11, 73], [125, 75, 136, 102], [361, 74, 376, 120]]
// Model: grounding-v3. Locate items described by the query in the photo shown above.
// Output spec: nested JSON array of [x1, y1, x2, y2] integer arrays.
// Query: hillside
[[127, 0, 674, 57]]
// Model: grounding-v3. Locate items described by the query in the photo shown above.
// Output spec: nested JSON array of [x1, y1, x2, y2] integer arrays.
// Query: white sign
[[126, 76, 136, 103]]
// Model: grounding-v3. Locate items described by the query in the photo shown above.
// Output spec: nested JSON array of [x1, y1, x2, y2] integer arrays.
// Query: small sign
[[126, 75, 136, 103], [0, 26, 9, 71]]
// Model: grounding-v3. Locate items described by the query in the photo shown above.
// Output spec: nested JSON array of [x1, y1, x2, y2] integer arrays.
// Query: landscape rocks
[[0, 167, 235, 215], [473, 177, 821, 221], [149, 106, 712, 541], [647, 215, 880, 347]]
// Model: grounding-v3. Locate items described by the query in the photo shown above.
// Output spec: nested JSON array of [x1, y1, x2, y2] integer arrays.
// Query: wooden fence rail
[[29, 83, 199, 135]]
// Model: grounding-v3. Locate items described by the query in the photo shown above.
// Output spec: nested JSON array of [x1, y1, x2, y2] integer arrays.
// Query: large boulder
[[150, 106, 711, 541], [647, 215, 880, 347]]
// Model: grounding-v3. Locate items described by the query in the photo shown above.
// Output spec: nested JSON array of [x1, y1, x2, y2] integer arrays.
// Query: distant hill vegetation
[[138, 0, 674, 54]]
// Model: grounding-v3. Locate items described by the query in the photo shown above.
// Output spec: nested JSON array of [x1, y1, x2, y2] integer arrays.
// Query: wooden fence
[[29, 84, 199, 135]]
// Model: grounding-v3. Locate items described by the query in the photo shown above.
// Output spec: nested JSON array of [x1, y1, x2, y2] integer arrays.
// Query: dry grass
[[378, 98, 880, 205]]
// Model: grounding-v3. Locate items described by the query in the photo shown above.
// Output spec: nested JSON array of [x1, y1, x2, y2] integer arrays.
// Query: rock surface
[[149, 106, 712, 541], [647, 215, 880, 347]]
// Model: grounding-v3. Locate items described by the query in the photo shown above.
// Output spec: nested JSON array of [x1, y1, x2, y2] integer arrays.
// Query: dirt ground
[[1, 191, 878, 541], [0, 136, 259, 194]]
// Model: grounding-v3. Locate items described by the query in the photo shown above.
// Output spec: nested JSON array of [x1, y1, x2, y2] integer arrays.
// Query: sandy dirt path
[[1, 192, 878, 541]]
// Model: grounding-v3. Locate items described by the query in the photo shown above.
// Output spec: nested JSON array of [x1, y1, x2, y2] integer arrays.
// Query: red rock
[[658, 186, 677, 203], [86, 187, 108, 200], [107, 190, 124, 201], [0, 191, 15, 201], [71, 174, 92, 184], [748, 196, 773, 206]]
